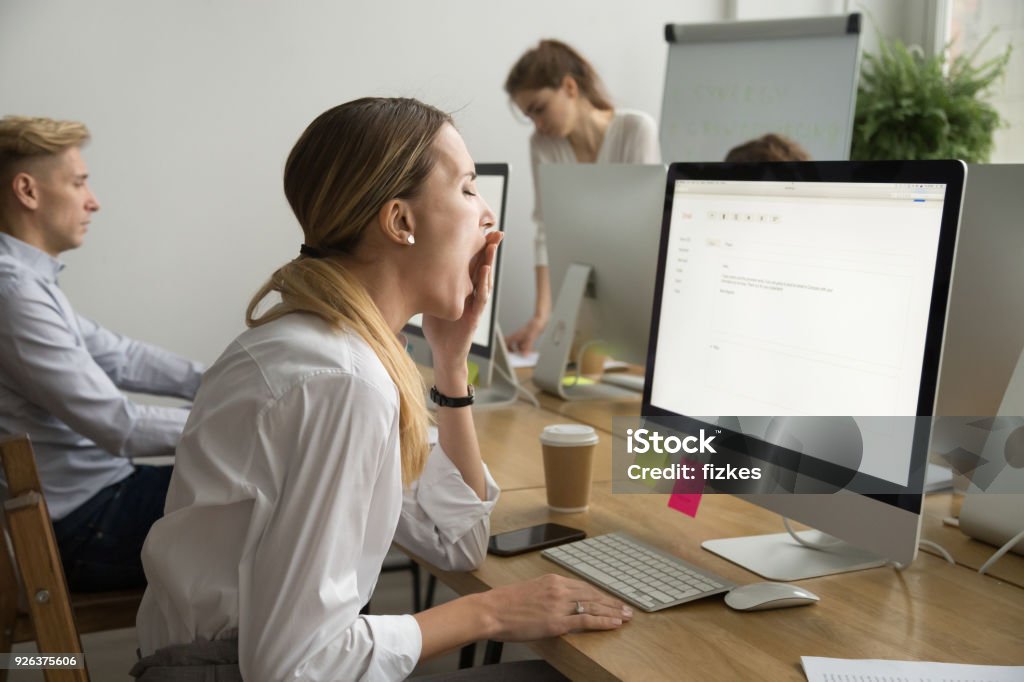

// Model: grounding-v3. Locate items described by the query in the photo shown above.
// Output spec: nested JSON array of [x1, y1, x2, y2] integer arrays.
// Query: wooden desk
[[472, 404, 615, 491], [920, 492, 1024, 589], [420, 483, 1024, 681], [519, 385, 1024, 590]]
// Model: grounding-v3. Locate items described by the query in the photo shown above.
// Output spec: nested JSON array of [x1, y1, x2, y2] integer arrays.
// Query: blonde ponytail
[[248, 98, 451, 484]]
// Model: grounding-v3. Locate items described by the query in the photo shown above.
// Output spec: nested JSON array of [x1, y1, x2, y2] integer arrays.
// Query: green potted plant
[[852, 36, 1011, 162]]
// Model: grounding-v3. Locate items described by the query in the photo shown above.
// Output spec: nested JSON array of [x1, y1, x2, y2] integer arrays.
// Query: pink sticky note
[[667, 460, 704, 517], [667, 492, 702, 517]]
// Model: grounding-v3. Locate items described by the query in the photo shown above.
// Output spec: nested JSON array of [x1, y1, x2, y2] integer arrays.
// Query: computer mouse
[[724, 582, 820, 611]]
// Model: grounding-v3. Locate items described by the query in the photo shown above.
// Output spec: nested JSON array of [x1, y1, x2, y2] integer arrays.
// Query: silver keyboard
[[542, 532, 735, 612]]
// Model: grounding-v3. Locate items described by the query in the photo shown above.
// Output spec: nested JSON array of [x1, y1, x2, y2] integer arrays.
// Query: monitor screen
[[650, 177, 947, 487], [642, 161, 965, 571]]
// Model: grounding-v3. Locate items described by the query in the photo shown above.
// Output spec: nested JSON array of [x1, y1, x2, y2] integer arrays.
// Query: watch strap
[[429, 384, 475, 408]]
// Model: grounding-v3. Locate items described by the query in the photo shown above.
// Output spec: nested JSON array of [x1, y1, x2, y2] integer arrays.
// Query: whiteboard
[[660, 14, 861, 163]]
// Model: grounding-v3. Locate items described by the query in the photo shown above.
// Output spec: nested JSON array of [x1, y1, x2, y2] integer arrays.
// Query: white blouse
[[136, 313, 500, 681], [530, 109, 662, 266]]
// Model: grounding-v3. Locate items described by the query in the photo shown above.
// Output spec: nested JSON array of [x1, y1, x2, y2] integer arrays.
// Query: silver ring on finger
[[574, 600, 585, 615]]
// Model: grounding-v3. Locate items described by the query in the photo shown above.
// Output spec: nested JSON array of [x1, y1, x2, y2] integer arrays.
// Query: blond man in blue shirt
[[0, 116, 202, 591]]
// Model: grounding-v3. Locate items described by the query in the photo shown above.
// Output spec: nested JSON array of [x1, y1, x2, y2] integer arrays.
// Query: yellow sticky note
[[634, 449, 669, 490]]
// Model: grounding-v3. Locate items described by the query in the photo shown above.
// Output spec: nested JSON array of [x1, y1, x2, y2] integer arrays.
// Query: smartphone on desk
[[488, 523, 586, 557]]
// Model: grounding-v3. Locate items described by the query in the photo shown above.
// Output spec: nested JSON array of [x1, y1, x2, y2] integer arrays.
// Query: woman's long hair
[[504, 39, 613, 111], [247, 97, 448, 485]]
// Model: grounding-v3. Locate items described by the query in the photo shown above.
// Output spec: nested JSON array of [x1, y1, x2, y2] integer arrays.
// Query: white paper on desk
[[802, 656, 1024, 681], [508, 351, 539, 368]]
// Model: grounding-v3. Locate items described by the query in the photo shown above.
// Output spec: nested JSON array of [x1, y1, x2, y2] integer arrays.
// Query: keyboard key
[[573, 563, 617, 585]]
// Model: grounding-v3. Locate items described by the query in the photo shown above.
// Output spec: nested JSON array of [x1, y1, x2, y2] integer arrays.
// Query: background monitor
[[936, 164, 1024, 556], [959, 346, 1024, 555], [404, 163, 508, 389], [534, 164, 666, 399], [643, 161, 966, 579], [933, 164, 1024, 441]]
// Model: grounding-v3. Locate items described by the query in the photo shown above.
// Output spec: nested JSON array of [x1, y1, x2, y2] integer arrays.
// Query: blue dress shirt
[[0, 232, 203, 519]]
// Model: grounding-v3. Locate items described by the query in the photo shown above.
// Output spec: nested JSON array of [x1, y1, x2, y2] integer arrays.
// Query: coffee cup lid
[[540, 424, 599, 446]]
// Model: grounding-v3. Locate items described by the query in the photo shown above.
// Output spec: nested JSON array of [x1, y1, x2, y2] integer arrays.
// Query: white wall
[[0, 0, 724, 364], [3, 0, 929, 367]]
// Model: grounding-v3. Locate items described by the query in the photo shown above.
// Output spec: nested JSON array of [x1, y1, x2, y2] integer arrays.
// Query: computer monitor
[[958, 345, 1024, 556], [403, 163, 518, 406], [534, 164, 667, 400], [936, 164, 1024, 555], [642, 160, 966, 580], [933, 163, 1024, 435]]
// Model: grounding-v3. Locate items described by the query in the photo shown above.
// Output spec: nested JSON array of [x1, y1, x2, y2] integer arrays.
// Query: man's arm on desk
[[78, 313, 203, 399], [0, 292, 190, 456]]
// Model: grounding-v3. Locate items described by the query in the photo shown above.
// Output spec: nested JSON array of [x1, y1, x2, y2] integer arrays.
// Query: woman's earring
[[406, 234, 416, 245]]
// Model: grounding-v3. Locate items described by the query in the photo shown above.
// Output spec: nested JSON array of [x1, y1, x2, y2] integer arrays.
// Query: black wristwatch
[[429, 384, 475, 408]]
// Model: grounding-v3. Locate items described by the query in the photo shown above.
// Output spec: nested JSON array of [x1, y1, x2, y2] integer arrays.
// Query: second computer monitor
[[937, 164, 1024, 555], [535, 164, 666, 397], [935, 164, 1024, 419]]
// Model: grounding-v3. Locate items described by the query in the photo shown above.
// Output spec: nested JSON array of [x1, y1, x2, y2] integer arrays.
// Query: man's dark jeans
[[52, 465, 172, 592]]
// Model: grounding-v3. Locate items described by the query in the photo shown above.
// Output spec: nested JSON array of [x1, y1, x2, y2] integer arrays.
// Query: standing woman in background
[[504, 39, 661, 354]]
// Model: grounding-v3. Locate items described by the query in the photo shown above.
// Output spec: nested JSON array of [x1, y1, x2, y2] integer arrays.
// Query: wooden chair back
[[1, 434, 88, 682]]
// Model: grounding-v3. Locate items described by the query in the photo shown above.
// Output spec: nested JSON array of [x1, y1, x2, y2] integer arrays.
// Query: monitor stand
[[702, 530, 886, 581], [534, 263, 641, 402], [472, 328, 520, 409]]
